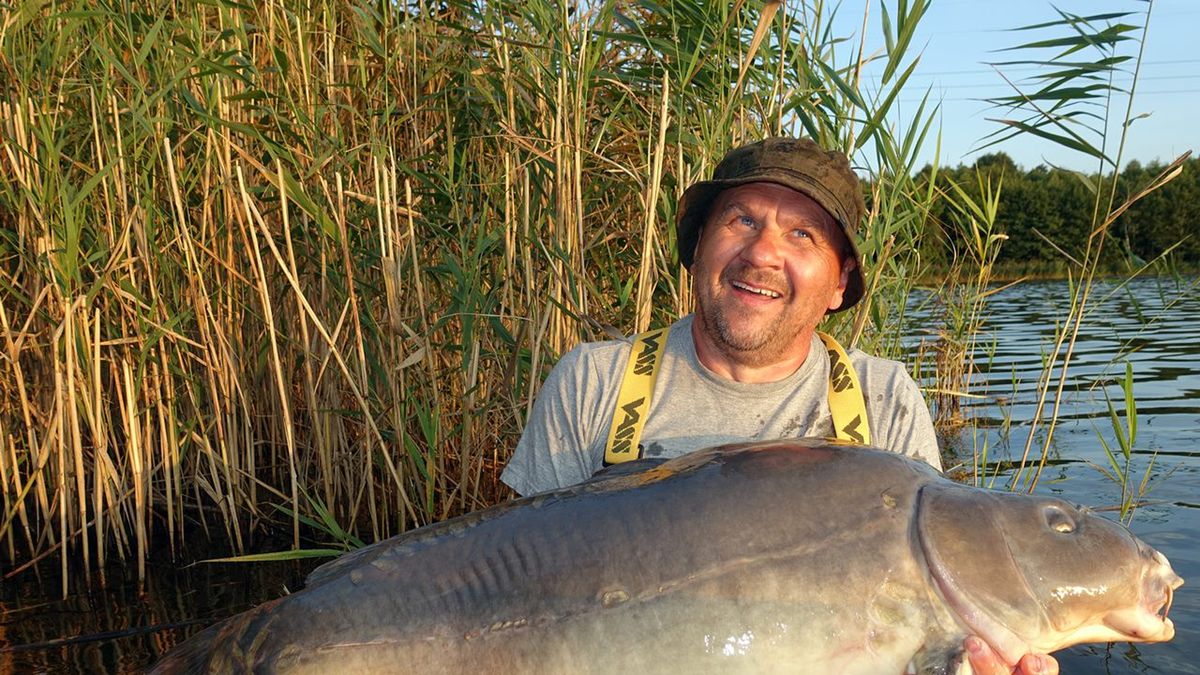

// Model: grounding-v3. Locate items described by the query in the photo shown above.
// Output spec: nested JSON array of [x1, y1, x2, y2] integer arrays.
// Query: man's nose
[[740, 226, 784, 267]]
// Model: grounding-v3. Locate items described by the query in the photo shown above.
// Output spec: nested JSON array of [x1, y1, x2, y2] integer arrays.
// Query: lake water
[[2, 275, 1197, 673]]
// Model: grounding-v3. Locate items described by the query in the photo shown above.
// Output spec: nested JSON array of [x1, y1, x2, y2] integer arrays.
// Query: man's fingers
[[1016, 653, 1059, 675], [964, 636, 1008, 675], [963, 636, 1061, 675]]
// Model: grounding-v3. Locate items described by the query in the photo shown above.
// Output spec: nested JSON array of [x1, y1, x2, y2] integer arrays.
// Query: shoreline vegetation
[[0, 0, 1191, 585]]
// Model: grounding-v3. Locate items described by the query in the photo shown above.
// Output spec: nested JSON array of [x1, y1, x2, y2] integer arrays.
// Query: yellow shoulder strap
[[604, 328, 869, 465], [603, 327, 669, 465], [817, 331, 871, 445]]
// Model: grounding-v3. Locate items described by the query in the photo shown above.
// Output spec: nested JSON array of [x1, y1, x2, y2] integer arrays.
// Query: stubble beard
[[694, 261, 825, 368]]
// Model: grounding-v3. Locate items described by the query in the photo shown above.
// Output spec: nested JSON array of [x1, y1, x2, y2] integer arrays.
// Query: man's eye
[[790, 228, 812, 239], [736, 215, 756, 229]]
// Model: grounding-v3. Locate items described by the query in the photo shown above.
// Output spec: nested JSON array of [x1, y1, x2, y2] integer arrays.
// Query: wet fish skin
[[150, 439, 1182, 674]]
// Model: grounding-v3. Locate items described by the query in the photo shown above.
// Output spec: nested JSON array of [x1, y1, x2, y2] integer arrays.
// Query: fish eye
[[1044, 505, 1077, 534]]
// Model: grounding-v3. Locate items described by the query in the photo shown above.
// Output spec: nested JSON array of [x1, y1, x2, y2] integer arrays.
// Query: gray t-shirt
[[501, 315, 940, 496]]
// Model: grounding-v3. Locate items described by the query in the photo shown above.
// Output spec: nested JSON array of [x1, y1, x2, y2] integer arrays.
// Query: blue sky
[[833, 0, 1199, 172]]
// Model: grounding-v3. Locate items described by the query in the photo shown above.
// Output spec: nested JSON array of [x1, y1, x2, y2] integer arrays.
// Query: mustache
[[721, 264, 789, 296]]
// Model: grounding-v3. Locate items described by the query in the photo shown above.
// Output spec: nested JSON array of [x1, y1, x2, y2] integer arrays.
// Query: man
[[503, 137, 938, 491], [501, 137, 1056, 674]]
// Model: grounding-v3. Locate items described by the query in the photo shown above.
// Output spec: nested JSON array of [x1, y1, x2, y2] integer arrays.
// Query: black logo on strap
[[611, 397, 645, 456], [632, 330, 664, 376], [841, 414, 865, 444], [828, 348, 854, 393]]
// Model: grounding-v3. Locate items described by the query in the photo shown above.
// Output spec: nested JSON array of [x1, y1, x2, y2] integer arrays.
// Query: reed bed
[[0, 0, 1160, 586]]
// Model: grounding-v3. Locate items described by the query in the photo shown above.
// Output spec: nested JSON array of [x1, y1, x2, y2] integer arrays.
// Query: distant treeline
[[917, 153, 1199, 271]]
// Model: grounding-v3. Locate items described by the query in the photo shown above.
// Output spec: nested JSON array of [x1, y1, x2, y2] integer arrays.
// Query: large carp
[[151, 440, 1181, 674]]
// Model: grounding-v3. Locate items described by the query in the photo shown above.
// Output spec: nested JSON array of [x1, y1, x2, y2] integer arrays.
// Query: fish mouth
[[1156, 583, 1175, 622], [1127, 564, 1182, 641], [1074, 549, 1182, 645], [1119, 546, 1183, 641]]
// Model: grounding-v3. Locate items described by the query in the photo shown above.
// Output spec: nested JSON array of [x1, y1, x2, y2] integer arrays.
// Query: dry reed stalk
[[0, 432, 12, 561], [165, 136, 244, 549], [374, 157, 398, 530], [244, 171, 300, 550], [333, 173, 373, 534], [275, 160, 303, 548], [64, 297, 90, 581], [185, 155, 240, 529], [635, 73, 671, 333], [549, 71, 571, 355], [375, 176, 407, 522], [119, 361, 147, 586], [2, 423, 55, 565], [403, 175, 441, 521], [156, 348, 179, 558], [281, 165, 326, 522], [0, 294, 40, 560], [237, 166, 414, 522], [89, 309, 107, 572], [52, 335, 67, 595]]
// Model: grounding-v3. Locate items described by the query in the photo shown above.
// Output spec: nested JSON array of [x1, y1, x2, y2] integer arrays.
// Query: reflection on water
[[1, 547, 320, 673], [3, 277, 1198, 673], [910, 275, 1200, 674]]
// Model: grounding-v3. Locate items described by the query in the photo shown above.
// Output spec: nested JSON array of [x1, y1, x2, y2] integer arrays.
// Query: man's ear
[[827, 256, 855, 312], [839, 256, 855, 290]]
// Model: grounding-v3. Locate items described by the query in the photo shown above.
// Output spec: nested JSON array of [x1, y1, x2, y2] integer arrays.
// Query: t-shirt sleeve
[[500, 346, 609, 496]]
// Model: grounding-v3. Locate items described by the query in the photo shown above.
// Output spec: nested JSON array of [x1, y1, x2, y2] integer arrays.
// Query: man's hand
[[964, 636, 1059, 675]]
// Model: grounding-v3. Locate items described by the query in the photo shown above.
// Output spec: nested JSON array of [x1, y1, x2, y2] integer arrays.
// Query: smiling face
[[691, 182, 853, 371]]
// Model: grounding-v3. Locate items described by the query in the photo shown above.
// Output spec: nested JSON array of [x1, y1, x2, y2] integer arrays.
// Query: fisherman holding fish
[[502, 137, 1059, 674]]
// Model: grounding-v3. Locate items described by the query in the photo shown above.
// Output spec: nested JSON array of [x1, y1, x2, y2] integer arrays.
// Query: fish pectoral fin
[[909, 639, 971, 675]]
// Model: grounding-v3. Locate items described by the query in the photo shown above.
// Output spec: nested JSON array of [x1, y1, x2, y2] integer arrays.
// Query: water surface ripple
[[910, 275, 1200, 674]]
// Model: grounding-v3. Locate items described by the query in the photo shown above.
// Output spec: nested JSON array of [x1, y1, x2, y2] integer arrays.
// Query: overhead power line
[[897, 88, 1200, 104], [872, 75, 1200, 93], [868, 59, 1200, 79]]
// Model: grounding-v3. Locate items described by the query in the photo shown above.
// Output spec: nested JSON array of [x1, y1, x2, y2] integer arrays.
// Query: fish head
[[917, 483, 1182, 665]]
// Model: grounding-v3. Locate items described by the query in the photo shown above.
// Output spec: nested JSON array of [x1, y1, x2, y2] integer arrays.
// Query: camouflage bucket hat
[[675, 137, 866, 313]]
